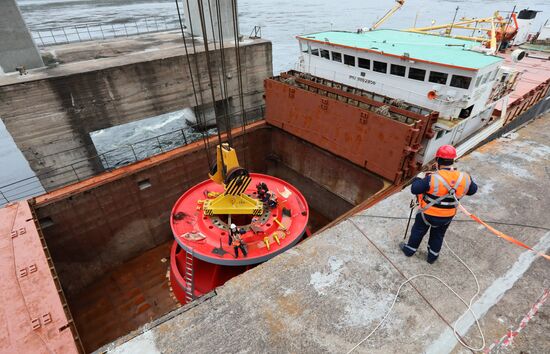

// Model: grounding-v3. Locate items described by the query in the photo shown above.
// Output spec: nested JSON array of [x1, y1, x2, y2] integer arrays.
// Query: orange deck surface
[[0, 201, 79, 353], [501, 51, 550, 106]]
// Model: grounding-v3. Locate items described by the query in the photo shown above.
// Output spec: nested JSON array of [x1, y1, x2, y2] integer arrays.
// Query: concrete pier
[[103, 113, 550, 353], [0, 0, 43, 73], [0, 32, 272, 190]]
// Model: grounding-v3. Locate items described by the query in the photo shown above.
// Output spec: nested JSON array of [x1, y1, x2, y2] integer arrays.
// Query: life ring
[[427, 90, 438, 100]]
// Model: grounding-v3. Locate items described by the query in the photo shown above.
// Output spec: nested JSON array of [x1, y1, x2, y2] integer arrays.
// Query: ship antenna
[[449, 6, 459, 36]]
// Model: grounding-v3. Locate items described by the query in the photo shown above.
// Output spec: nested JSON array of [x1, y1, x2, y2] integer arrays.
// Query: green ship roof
[[297, 29, 502, 70]]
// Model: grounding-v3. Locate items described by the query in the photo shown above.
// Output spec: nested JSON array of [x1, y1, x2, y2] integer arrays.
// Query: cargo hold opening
[[33, 125, 390, 352]]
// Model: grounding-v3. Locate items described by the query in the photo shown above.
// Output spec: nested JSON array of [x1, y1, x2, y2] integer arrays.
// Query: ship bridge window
[[331, 51, 342, 62], [390, 64, 406, 77], [300, 42, 308, 53], [373, 61, 387, 73], [311, 48, 319, 56], [489, 69, 499, 81], [480, 74, 489, 85], [320, 49, 330, 59], [436, 130, 449, 139], [408, 67, 426, 81], [358, 58, 370, 70], [475, 76, 482, 87], [344, 54, 355, 66], [450, 75, 472, 89], [500, 72, 509, 83], [429, 71, 448, 84], [459, 104, 474, 118]]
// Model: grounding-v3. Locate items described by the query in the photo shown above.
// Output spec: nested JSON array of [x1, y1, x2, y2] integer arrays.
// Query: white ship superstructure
[[295, 29, 521, 164]]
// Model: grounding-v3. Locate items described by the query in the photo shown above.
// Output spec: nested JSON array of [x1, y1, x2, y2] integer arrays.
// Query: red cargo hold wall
[[264, 78, 424, 183]]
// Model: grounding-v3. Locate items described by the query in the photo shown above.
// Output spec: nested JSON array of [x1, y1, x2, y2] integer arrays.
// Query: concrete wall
[[33, 124, 387, 298], [0, 0, 43, 73], [0, 38, 272, 190]]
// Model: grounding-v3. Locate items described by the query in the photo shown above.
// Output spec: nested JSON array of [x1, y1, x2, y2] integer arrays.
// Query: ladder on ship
[[183, 248, 195, 303]]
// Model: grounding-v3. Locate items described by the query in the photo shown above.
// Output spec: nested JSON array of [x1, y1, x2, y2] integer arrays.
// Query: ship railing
[[283, 69, 434, 120], [295, 64, 466, 114], [249, 26, 262, 39], [0, 105, 265, 206], [31, 17, 180, 47]]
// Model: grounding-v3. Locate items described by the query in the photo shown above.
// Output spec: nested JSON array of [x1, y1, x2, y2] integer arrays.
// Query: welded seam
[[7, 202, 55, 353]]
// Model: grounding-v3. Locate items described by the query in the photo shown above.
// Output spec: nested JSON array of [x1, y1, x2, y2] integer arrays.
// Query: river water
[[1, 0, 548, 194]]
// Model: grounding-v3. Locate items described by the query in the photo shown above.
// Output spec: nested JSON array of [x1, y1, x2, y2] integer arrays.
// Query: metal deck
[[497, 50, 550, 124], [0, 201, 79, 353]]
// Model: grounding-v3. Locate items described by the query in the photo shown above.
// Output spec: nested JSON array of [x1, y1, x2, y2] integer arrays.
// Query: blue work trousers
[[403, 213, 453, 262]]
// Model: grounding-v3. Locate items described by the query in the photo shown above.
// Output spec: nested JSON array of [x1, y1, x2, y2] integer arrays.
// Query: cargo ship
[[0, 2, 549, 353]]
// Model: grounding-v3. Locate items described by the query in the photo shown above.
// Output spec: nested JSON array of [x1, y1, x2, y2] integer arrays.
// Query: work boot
[[399, 242, 415, 257], [426, 255, 438, 264], [427, 246, 439, 264]]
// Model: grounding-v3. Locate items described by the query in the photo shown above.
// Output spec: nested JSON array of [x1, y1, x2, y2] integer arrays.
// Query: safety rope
[[356, 214, 550, 232], [458, 204, 550, 261], [418, 170, 549, 261], [348, 195, 550, 352], [347, 219, 485, 353], [347, 185, 550, 354]]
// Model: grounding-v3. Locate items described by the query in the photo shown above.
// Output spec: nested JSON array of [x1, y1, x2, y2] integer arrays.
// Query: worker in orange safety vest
[[400, 145, 478, 263]]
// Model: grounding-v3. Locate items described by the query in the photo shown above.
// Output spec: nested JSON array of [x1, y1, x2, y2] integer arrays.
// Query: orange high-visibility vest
[[418, 169, 472, 217]]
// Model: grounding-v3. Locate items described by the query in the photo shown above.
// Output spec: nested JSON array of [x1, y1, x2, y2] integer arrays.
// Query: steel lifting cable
[[184, 0, 219, 168], [175, 0, 212, 170], [230, 0, 250, 169], [215, 0, 234, 145], [196, 0, 225, 149], [207, 0, 233, 146]]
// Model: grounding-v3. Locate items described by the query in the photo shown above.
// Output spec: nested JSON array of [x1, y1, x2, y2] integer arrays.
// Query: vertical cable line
[[196, 0, 227, 173], [214, 0, 233, 145], [175, 0, 212, 169], [197, 0, 225, 146], [207, 0, 233, 146], [230, 0, 249, 168]]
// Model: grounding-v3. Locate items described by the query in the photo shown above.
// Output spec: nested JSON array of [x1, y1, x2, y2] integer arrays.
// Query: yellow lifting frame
[[203, 144, 264, 216]]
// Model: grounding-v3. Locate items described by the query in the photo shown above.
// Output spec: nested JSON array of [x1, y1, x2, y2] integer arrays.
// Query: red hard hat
[[435, 145, 457, 159]]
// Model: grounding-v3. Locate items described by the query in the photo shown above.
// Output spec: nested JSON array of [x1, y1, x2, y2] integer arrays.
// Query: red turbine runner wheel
[[169, 173, 309, 304]]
